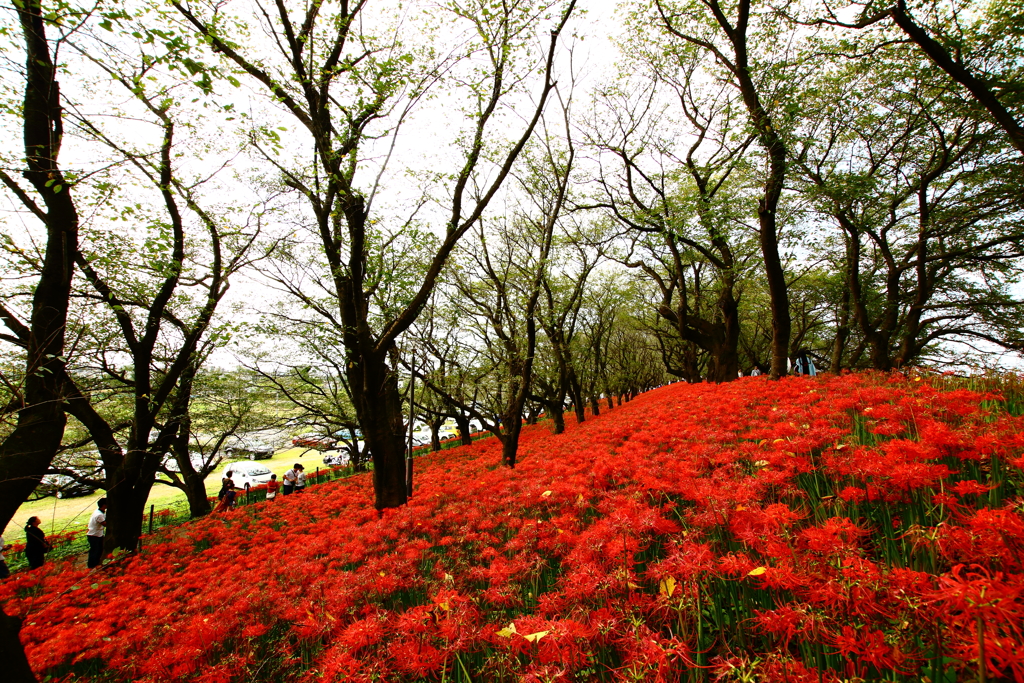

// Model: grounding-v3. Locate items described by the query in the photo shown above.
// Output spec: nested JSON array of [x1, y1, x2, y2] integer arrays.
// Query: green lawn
[[2, 446, 330, 543]]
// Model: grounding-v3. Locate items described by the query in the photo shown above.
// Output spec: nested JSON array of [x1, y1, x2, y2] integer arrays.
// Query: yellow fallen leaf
[[541, 490, 553, 498], [523, 630, 550, 643], [379, 571, 386, 577], [748, 567, 767, 577], [496, 622, 517, 638], [659, 576, 677, 598], [437, 601, 450, 612]]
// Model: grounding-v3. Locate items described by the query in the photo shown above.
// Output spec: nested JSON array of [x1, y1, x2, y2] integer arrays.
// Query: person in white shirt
[[87, 498, 107, 569], [283, 465, 299, 495], [294, 465, 307, 493]]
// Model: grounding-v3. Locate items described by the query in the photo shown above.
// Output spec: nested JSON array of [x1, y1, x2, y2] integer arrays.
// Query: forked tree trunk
[[349, 350, 408, 510], [660, 0, 791, 377], [708, 285, 741, 382], [181, 470, 212, 518], [105, 450, 163, 552], [171, 414, 211, 518]]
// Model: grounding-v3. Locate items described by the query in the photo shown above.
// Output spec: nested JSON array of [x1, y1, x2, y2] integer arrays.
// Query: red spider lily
[[2, 372, 1023, 682], [926, 564, 1024, 681]]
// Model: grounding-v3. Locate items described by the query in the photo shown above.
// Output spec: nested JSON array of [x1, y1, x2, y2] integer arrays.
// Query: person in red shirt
[[266, 474, 281, 501]]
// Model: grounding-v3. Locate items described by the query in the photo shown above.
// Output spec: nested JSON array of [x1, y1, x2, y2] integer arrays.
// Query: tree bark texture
[[0, 0, 80, 533], [0, 608, 37, 683]]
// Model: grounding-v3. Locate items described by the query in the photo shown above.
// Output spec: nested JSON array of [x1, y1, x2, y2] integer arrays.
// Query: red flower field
[[3, 373, 1023, 682]]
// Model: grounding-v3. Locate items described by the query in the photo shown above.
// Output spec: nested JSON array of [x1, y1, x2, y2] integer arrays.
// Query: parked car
[[223, 461, 273, 492], [225, 434, 275, 460], [292, 434, 337, 450], [162, 451, 219, 475], [331, 428, 363, 441], [410, 431, 432, 448], [323, 451, 351, 466], [331, 429, 365, 455], [35, 474, 98, 499]]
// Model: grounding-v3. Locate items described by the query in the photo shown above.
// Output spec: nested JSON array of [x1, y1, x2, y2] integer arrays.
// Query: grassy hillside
[[2, 373, 1022, 682]]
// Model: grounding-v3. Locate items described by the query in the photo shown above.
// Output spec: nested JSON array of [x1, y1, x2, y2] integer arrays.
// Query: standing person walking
[[283, 465, 299, 495], [214, 475, 236, 513], [294, 465, 307, 493], [87, 498, 107, 569], [218, 471, 233, 498], [24, 516, 50, 569]]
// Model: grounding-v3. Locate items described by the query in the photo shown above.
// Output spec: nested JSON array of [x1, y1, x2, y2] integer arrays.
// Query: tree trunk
[[0, 0, 80, 534], [568, 371, 585, 424], [430, 418, 443, 452], [706, 285, 741, 382], [501, 418, 524, 468], [548, 404, 565, 435], [105, 450, 162, 551], [831, 279, 851, 373], [761, 226, 791, 379], [844, 220, 891, 370], [894, 215, 933, 368], [589, 395, 600, 416], [170, 411, 211, 518], [0, 608, 36, 683], [869, 334, 894, 371], [348, 350, 407, 510], [454, 414, 472, 447], [725, 0, 791, 377], [181, 470, 212, 517]]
